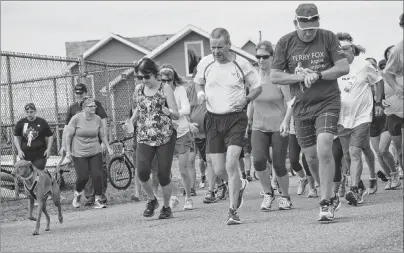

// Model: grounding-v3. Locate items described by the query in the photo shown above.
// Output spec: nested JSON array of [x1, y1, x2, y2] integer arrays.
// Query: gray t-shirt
[[68, 113, 102, 157]]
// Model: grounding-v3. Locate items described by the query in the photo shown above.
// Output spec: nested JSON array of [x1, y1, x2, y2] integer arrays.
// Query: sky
[[1, 1, 403, 61]]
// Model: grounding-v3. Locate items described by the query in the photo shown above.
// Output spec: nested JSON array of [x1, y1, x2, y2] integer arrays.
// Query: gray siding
[[88, 39, 146, 63]]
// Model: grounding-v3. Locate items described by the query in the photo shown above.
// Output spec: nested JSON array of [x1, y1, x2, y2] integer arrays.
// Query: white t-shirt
[[337, 57, 382, 129], [383, 75, 403, 118], [194, 54, 261, 114], [172, 85, 191, 138]]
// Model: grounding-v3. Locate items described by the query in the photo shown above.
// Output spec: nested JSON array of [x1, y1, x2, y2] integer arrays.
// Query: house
[[65, 24, 258, 138], [241, 39, 257, 56]]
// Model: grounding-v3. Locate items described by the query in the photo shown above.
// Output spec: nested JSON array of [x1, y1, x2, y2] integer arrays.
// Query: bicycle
[[107, 136, 135, 190]]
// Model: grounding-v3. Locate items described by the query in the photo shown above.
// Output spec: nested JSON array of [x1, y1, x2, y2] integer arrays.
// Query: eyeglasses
[[136, 74, 151, 81], [86, 105, 97, 108], [256, 55, 272, 60], [295, 15, 320, 23], [161, 78, 172, 83]]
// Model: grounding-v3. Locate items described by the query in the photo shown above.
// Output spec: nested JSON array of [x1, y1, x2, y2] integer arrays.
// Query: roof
[[101, 24, 259, 93], [241, 39, 257, 49], [65, 34, 174, 59]]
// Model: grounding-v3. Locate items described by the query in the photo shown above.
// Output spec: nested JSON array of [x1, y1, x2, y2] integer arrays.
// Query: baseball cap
[[295, 3, 320, 30], [74, 83, 88, 94], [24, 103, 36, 111]]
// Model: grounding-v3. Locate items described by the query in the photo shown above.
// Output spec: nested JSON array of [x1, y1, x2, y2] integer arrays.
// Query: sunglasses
[[86, 105, 97, 108], [25, 110, 36, 113], [256, 54, 272, 60], [161, 78, 172, 83], [295, 15, 319, 23], [136, 74, 151, 81], [341, 45, 353, 51]]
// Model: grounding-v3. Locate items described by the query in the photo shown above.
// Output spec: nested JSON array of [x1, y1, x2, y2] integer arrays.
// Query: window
[[184, 41, 204, 77]]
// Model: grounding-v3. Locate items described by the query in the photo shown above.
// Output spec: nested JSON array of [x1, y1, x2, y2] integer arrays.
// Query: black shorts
[[239, 131, 252, 159], [194, 137, 207, 162], [295, 110, 339, 148], [204, 111, 248, 154], [386, 114, 404, 136], [370, 114, 387, 137]]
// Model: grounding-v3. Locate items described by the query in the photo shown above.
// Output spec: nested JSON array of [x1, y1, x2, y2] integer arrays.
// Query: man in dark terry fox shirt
[[271, 3, 349, 222]]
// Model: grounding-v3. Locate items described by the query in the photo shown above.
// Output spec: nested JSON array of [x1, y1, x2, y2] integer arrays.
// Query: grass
[[0, 157, 204, 224]]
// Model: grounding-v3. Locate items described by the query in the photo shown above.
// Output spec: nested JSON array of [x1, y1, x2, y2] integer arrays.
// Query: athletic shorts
[[175, 133, 193, 155], [338, 122, 371, 149], [294, 110, 339, 148], [386, 114, 404, 136], [204, 111, 248, 154], [370, 114, 387, 137], [194, 137, 207, 162]]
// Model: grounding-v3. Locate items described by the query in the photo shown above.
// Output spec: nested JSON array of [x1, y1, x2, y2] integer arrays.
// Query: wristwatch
[[316, 71, 322, 80], [375, 101, 385, 109]]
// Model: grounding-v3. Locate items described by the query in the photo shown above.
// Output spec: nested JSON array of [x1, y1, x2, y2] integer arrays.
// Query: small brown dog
[[12, 160, 63, 235]]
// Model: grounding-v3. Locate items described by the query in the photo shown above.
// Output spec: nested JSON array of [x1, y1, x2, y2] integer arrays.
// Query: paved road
[[1, 175, 403, 252]]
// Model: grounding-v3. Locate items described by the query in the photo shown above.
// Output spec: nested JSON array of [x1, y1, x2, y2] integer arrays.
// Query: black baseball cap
[[74, 83, 88, 94], [24, 103, 36, 111]]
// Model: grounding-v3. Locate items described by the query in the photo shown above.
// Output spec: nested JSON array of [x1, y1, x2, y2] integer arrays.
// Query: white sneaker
[[391, 172, 402, 189], [72, 191, 83, 208], [199, 181, 205, 188], [94, 197, 106, 209], [385, 178, 392, 190], [297, 178, 308, 195], [169, 196, 180, 210], [278, 197, 292, 210], [307, 187, 318, 198], [260, 193, 275, 212], [183, 198, 194, 210]]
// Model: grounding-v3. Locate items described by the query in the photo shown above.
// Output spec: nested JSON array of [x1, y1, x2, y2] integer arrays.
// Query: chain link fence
[[1, 51, 136, 202]]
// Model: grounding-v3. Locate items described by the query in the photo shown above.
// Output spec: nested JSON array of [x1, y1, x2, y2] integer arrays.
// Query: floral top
[[136, 83, 174, 146]]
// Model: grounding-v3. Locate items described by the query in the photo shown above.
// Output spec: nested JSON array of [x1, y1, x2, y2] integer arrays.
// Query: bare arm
[[374, 79, 384, 103], [65, 126, 75, 153], [13, 136, 22, 153], [271, 69, 305, 85], [45, 136, 54, 153], [319, 58, 350, 80], [246, 102, 254, 123], [99, 121, 112, 150], [101, 118, 108, 142], [164, 84, 180, 120]]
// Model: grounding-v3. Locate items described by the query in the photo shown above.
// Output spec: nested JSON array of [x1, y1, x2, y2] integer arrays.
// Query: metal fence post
[[104, 64, 113, 141], [5, 55, 19, 198], [53, 78, 61, 152]]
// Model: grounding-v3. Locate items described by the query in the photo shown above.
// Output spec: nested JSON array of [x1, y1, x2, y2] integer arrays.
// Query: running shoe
[[203, 191, 218, 204], [307, 187, 318, 198], [144, 197, 159, 217], [391, 172, 402, 189], [158, 206, 173, 219], [278, 196, 293, 210], [227, 208, 242, 225], [183, 198, 194, 210], [260, 193, 275, 211], [318, 199, 334, 222], [297, 178, 308, 195], [169, 196, 180, 210], [368, 179, 378, 195]]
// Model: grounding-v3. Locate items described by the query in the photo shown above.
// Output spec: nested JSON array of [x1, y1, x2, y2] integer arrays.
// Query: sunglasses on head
[[295, 15, 319, 23], [136, 74, 151, 81], [256, 54, 272, 60]]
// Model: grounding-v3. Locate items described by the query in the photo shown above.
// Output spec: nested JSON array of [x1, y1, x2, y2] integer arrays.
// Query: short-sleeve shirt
[[384, 40, 403, 87], [65, 100, 107, 125], [14, 117, 53, 160], [338, 57, 382, 129], [194, 54, 261, 114], [68, 113, 102, 157], [186, 82, 207, 138], [272, 29, 347, 120]]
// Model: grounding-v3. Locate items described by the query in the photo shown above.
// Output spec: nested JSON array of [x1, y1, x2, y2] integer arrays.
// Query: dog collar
[[20, 171, 34, 180]]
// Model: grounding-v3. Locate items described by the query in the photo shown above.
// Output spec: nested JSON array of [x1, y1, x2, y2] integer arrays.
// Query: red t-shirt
[[272, 29, 346, 120]]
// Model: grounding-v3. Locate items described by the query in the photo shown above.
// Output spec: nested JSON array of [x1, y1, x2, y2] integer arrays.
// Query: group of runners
[[13, 3, 403, 225]]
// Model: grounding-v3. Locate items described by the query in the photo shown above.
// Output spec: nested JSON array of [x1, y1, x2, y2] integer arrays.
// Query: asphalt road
[[1, 174, 403, 252]]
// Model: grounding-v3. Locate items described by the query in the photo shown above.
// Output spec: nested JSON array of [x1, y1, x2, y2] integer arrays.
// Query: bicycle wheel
[[108, 156, 133, 190]]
